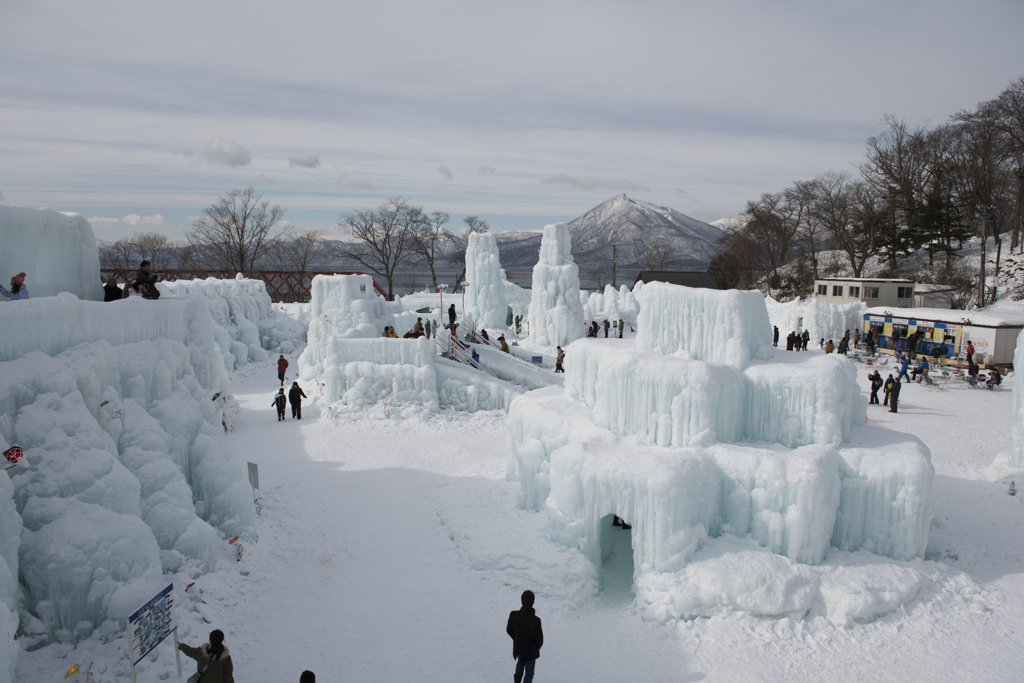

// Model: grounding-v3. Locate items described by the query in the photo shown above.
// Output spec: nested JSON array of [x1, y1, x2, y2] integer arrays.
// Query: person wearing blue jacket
[[912, 357, 931, 383], [896, 356, 911, 383], [0, 272, 29, 301]]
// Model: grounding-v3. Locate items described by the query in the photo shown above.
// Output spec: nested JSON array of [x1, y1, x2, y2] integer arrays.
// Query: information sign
[[128, 584, 176, 666], [247, 462, 259, 490], [531, 356, 543, 365]]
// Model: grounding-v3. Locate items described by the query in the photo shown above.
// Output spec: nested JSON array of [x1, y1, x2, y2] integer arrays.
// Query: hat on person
[[11, 273, 25, 285]]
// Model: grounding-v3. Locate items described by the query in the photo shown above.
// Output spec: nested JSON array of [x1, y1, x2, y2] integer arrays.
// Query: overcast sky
[[1, 0, 1022, 241]]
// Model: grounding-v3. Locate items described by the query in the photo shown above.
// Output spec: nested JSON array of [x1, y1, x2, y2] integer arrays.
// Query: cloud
[[540, 174, 650, 192], [288, 151, 320, 168], [478, 166, 497, 175], [438, 165, 453, 179], [676, 188, 688, 198], [255, 172, 278, 185], [87, 214, 166, 226], [338, 174, 374, 190], [175, 148, 194, 158], [199, 137, 251, 167]]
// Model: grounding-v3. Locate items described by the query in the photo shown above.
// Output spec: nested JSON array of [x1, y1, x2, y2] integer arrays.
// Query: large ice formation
[[301, 275, 523, 413], [636, 282, 773, 369], [765, 296, 866, 345], [506, 281, 933, 619], [0, 206, 102, 301], [464, 233, 508, 330], [159, 274, 305, 367], [0, 293, 255, 649], [528, 223, 584, 347], [1012, 329, 1024, 468], [0, 470, 20, 683]]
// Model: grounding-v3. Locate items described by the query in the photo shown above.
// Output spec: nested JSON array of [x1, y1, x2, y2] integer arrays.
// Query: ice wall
[[636, 282, 773, 369], [503, 275, 531, 319], [565, 341, 745, 448], [464, 233, 508, 329], [528, 223, 585, 347], [765, 296, 866, 344], [0, 293, 254, 642], [0, 205, 102, 301], [743, 355, 866, 448], [0, 471, 20, 683], [159, 275, 304, 364]]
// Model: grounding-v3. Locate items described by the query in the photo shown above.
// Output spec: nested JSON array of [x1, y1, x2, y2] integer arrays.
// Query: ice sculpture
[[528, 223, 584, 347]]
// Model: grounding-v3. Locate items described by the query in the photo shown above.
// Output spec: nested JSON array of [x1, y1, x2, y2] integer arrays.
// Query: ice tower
[[527, 223, 584, 347], [464, 233, 509, 330]]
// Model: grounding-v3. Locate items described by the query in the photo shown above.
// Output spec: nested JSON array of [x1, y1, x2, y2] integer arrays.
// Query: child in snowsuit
[[288, 382, 307, 419], [278, 355, 289, 386], [0, 272, 29, 301], [273, 388, 287, 421]]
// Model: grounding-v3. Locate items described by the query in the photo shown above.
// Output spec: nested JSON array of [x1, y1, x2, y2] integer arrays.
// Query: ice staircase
[[435, 335, 563, 391]]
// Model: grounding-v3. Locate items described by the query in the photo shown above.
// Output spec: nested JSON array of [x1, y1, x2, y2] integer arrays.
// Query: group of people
[[778, 327, 811, 351], [177, 590, 543, 683], [101, 260, 162, 300], [867, 370, 903, 412], [272, 355, 306, 421], [586, 319, 625, 338]]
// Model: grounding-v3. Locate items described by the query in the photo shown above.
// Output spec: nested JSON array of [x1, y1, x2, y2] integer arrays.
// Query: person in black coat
[[288, 382, 307, 419], [448, 303, 457, 325], [773, 326, 779, 347], [888, 377, 901, 413], [785, 332, 794, 351], [135, 260, 161, 299], [272, 388, 287, 421], [506, 590, 543, 683], [103, 277, 122, 302], [868, 371, 883, 404], [801, 329, 810, 351], [883, 374, 895, 406]]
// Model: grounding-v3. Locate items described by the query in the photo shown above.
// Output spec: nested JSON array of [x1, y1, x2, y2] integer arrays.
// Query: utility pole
[[612, 244, 617, 288]]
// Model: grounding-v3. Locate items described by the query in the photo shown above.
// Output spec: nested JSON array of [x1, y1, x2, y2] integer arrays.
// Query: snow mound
[[0, 205, 102, 301], [528, 223, 585, 347], [464, 233, 508, 329], [0, 293, 254, 649], [636, 282, 773, 369]]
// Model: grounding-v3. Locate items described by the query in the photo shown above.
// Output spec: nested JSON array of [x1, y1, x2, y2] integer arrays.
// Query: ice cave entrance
[[598, 514, 634, 602]]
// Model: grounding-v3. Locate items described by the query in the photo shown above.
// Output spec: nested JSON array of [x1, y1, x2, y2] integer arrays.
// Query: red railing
[[100, 269, 387, 302]]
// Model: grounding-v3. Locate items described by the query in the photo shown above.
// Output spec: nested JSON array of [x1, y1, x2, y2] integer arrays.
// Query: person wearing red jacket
[[277, 355, 289, 386]]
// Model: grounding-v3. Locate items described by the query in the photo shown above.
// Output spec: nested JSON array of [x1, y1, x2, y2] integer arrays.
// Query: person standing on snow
[[0, 272, 29, 301], [448, 303, 457, 326], [868, 370, 883, 404], [773, 326, 779, 347], [272, 388, 287, 421], [883, 374, 895, 406], [896, 356, 911, 383], [300, 672, 316, 683], [618, 319, 624, 338], [507, 590, 543, 683], [277, 355, 289, 386], [555, 346, 564, 373], [888, 376, 902, 413], [178, 629, 234, 683], [288, 382, 307, 419], [801, 329, 810, 351], [603, 320, 610, 338], [966, 341, 975, 365]]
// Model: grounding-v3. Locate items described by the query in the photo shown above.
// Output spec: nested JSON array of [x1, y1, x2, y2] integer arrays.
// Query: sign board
[[531, 356, 543, 365], [247, 462, 260, 490], [359, 284, 366, 292], [128, 584, 176, 666]]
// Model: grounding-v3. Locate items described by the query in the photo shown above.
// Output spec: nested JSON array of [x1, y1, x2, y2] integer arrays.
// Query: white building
[[813, 278, 914, 308]]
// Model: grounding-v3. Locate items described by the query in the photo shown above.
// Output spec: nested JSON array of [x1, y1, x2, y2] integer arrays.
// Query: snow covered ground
[[15, 338, 1024, 682]]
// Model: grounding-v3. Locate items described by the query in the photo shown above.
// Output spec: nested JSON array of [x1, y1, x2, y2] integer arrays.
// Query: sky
[[1, 0, 1022, 241]]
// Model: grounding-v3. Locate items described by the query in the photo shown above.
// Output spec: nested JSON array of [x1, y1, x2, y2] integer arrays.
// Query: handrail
[[435, 334, 500, 379]]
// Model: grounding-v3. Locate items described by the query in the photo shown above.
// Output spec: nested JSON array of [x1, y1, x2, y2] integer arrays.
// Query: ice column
[[1012, 329, 1024, 468], [528, 223, 584, 347], [464, 233, 509, 329]]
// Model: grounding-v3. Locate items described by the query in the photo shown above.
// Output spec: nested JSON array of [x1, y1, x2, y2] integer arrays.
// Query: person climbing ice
[[0, 272, 29, 300], [498, 334, 510, 353], [272, 388, 287, 421], [506, 590, 543, 683], [278, 354, 289, 386], [289, 381, 307, 419]]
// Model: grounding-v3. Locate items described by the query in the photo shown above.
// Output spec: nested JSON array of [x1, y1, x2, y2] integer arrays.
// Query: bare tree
[[586, 267, 612, 290], [639, 241, 675, 271], [450, 215, 490, 291], [132, 232, 174, 272], [812, 171, 881, 278], [708, 228, 763, 291], [412, 211, 450, 289], [100, 237, 138, 274], [266, 230, 328, 301], [187, 187, 287, 275], [785, 180, 824, 280], [336, 197, 425, 300], [741, 192, 800, 294]]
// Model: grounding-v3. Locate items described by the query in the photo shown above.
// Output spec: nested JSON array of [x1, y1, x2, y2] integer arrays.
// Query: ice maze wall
[[765, 296, 867, 345], [1011, 329, 1024, 468], [159, 274, 306, 366], [508, 283, 932, 587], [0, 293, 256, 655]]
